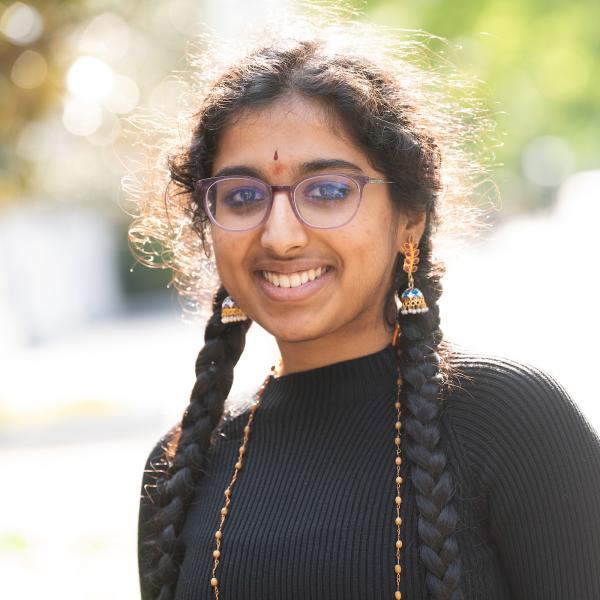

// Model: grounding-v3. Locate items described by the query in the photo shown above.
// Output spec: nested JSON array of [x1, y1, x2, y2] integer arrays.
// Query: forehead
[[211, 95, 374, 178]]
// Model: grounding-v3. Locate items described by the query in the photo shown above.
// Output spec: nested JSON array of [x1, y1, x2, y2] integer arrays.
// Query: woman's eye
[[303, 181, 351, 201], [224, 187, 266, 207]]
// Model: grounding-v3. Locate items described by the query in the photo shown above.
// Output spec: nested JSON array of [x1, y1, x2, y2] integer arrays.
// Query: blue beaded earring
[[221, 296, 248, 324], [400, 235, 429, 315]]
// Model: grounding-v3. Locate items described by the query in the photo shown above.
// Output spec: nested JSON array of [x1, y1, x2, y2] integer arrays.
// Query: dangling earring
[[221, 296, 248, 323], [400, 235, 429, 315]]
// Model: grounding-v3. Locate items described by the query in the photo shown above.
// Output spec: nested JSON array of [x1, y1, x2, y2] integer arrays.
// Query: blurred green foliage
[[0, 531, 28, 551], [353, 0, 600, 207]]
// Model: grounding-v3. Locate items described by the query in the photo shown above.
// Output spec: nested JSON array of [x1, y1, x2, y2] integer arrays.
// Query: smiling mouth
[[260, 266, 333, 288]]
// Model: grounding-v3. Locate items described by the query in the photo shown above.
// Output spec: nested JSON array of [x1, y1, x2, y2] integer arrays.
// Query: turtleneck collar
[[258, 342, 399, 414]]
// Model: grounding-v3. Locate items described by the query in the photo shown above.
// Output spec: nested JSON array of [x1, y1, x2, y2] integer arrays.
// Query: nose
[[259, 189, 309, 255]]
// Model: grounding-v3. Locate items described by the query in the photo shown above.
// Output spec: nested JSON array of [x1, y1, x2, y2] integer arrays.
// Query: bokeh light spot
[[0, 2, 43, 45], [79, 12, 131, 62], [86, 111, 121, 146], [103, 75, 139, 114], [521, 135, 575, 188], [62, 98, 103, 137], [11, 49, 47, 89], [66, 56, 114, 102]]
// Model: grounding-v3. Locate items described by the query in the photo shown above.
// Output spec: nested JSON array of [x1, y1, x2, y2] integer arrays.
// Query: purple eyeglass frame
[[194, 172, 394, 232]]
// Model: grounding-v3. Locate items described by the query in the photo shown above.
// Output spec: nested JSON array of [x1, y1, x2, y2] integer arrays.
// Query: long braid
[[395, 230, 463, 599], [140, 285, 252, 599]]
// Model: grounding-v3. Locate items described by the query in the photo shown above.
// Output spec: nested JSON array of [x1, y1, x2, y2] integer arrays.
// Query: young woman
[[131, 18, 600, 600]]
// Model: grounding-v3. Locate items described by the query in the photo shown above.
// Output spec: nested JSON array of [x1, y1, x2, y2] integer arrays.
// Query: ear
[[395, 209, 427, 252]]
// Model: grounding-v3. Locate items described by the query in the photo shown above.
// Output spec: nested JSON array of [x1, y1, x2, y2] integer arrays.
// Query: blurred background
[[1, 0, 598, 598]]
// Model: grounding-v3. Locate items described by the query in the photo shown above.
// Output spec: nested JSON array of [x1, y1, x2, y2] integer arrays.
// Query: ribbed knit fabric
[[138, 342, 600, 599]]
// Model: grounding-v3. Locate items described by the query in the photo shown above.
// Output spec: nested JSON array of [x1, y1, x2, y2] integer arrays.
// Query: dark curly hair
[[129, 11, 496, 600]]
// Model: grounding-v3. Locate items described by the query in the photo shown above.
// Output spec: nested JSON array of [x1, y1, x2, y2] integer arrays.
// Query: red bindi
[[271, 150, 284, 174]]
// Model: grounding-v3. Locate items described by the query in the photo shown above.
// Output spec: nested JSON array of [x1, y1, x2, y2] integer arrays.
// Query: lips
[[254, 264, 334, 301]]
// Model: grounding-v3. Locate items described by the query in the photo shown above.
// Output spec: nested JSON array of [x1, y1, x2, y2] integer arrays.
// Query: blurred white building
[[0, 203, 123, 352]]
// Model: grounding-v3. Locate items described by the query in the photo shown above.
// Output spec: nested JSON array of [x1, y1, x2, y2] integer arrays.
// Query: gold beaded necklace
[[210, 324, 404, 599]]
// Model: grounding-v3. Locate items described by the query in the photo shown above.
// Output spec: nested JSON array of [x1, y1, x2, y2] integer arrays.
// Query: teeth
[[262, 267, 329, 288]]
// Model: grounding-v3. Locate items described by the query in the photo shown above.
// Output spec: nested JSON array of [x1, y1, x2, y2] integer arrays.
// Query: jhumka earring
[[220, 296, 248, 324], [400, 235, 429, 315]]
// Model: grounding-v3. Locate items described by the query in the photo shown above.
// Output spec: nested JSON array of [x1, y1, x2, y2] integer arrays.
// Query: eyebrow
[[213, 158, 365, 179]]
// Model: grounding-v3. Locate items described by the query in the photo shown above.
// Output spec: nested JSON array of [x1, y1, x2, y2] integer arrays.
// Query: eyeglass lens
[[206, 174, 361, 230]]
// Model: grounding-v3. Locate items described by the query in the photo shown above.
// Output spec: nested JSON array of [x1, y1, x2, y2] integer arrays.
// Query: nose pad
[[267, 189, 296, 223], [260, 189, 308, 253]]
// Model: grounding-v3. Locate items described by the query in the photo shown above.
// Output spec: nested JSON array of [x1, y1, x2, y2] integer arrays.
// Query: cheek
[[211, 232, 248, 291], [335, 219, 397, 293], [338, 220, 392, 270]]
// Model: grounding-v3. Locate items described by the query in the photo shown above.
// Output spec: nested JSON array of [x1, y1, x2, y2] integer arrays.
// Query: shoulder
[[439, 341, 600, 489], [442, 340, 585, 424]]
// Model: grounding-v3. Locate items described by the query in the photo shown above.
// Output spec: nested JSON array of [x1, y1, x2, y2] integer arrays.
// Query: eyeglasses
[[195, 173, 394, 231]]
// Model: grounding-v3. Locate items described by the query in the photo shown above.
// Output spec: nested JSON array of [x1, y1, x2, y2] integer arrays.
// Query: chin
[[257, 316, 331, 344]]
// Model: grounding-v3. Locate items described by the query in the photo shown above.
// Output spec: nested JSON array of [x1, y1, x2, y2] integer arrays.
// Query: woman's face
[[209, 95, 426, 347]]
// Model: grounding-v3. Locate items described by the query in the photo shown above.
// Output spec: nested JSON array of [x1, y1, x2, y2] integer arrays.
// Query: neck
[[275, 317, 396, 376]]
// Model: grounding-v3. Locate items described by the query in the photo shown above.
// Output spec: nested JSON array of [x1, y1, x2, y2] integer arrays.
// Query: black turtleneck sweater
[[138, 343, 600, 599]]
